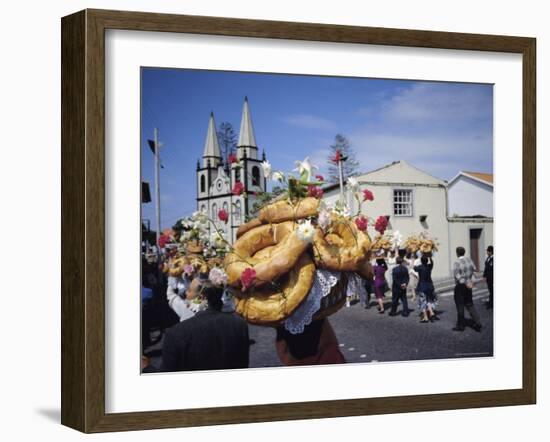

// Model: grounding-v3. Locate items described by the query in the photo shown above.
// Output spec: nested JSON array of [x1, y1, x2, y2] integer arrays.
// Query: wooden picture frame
[[61, 9, 536, 433]]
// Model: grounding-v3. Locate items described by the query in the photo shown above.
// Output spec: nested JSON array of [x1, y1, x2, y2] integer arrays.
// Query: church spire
[[237, 96, 258, 151], [202, 112, 221, 167]]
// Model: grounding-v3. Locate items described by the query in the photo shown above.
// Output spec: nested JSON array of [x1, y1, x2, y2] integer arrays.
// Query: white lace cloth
[[283, 269, 340, 334]]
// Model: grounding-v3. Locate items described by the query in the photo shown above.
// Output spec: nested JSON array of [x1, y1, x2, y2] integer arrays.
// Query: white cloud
[[346, 82, 493, 180], [379, 82, 492, 123], [283, 114, 337, 131]]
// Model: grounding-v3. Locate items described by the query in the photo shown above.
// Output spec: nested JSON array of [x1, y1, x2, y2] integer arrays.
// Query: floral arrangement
[[371, 230, 403, 253]]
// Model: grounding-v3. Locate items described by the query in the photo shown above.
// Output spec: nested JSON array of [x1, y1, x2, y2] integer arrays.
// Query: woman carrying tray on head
[[414, 254, 438, 323]]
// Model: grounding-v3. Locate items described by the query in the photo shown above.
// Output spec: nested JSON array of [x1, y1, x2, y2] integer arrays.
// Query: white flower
[[333, 200, 350, 217], [261, 160, 272, 179], [346, 176, 359, 192], [318, 209, 331, 232], [391, 230, 403, 249], [211, 231, 226, 248], [297, 219, 315, 243], [293, 157, 319, 182], [272, 171, 284, 182]]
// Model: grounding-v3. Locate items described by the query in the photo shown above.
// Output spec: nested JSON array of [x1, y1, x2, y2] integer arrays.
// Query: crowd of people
[[358, 246, 493, 330], [140, 243, 494, 373]]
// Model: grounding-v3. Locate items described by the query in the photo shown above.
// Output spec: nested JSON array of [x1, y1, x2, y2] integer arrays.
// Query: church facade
[[196, 97, 267, 244]]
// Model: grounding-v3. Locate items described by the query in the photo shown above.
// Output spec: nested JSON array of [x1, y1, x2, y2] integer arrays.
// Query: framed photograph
[[61, 9, 536, 433]]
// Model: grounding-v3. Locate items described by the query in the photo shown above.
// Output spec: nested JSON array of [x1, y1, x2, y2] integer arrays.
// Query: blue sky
[[141, 68, 493, 229]]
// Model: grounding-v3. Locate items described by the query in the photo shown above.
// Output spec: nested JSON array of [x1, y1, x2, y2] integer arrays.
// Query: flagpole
[[154, 127, 161, 256], [338, 157, 345, 204]]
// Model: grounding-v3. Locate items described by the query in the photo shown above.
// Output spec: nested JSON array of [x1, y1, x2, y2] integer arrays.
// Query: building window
[[252, 166, 260, 186], [393, 189, 413, 216], [235, 168, 241, 183], [200, 204, 206, 213], [200, 175, 205, 193], [234, 200, 242, 223], [211, 203, 217, 221]]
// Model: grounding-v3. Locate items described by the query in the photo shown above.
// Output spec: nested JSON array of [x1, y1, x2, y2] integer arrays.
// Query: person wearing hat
[[483, 245, 494, 309]]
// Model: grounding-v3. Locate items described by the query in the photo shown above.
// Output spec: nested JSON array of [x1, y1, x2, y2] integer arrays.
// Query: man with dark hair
[[161, 282, 250, 371], [452, 246, 482, 332], [483, 245, 494, 309], [389, 256, 410, 317]]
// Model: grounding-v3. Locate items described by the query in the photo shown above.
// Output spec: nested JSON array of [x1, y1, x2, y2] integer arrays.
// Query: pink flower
[[232, 181, 244, 195], [355, 216, 368, 232], [218, 209, 229, 223], [315, 174, 325, 182], [362, 189, 374, 202], [241, 268, 256, 291], [375, 216, 388, 235], [307, 185, 324, 199], [228, 153, 237, 164], [183, 264, 195, 276]]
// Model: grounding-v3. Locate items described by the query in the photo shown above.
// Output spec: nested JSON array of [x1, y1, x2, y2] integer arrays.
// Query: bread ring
[[313, 218, 371, 271], [236, 218, 263, 239], [167, 255, 189, 277], [207, 256, 223, 269], [186, 240, 204, 254], [224, 221, 310, 289], [258, 197, 319, 224], [233, 253, 316, 325]]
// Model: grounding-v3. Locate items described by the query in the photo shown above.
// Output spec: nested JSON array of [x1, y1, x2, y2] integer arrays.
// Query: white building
[[196, 97, 267, 243], [322, 161, 494, 278], [447, 171, 494, 271], [448, 171, 493, 217], [323, 160, 451, 278]]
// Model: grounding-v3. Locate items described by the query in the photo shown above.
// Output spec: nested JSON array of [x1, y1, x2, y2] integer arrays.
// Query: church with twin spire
[[196, 97, 267, 244]]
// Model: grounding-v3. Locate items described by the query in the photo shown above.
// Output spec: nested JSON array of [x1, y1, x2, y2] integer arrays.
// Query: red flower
[[362, 189, 374, 202], [307, 185, 324, 199], [355, 216, 368, 232], [375, 216, 388, 234], [315, 174, 325, 182], [228, 153, 237, 164], [331, 150, 342, 163], [232, 181, 244, 195], [218, 209, 229, 223], [158, 233, 171, 249], [241, 267, 257, 291]]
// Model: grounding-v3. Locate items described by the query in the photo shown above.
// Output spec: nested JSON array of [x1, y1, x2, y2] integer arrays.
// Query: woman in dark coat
[[414, 255, 438, 322]]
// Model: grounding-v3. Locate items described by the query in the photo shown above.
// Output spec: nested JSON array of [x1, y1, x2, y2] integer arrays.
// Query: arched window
[[211, 203, 217, 221], [252, 166, 260, 186], [234, 200, 242, 224], [234, 168, 241, 183], [200, 204, 206, 213], [223, 202, 228, 216], [200, 174, 205, 193]]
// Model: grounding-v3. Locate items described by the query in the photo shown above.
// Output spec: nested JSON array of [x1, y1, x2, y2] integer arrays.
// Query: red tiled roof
[[463, 171, 493, 184]]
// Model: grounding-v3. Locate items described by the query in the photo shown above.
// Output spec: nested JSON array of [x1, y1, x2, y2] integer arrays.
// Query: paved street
[[248, 286, 493, 368], [145, 284, 493, 370]]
